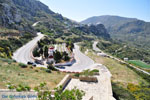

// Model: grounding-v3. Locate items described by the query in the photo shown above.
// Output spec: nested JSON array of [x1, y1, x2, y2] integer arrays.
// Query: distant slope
[[81, 15, 150, 49], [74, 24, 110, 39], [81, 15, 137, 28], [81, 15, 137, 29]]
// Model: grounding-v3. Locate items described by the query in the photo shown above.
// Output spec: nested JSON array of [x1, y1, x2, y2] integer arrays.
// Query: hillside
[[0, 0, 110, 58], [0, 0, 64, 35], [81, 15, 150, 49], [0, 0, 110, 37], [81, 15, 137, 29], [71, 24, 110, 39]]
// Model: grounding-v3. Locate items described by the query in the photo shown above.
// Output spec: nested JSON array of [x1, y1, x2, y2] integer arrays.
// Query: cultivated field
[[128, 60, 150, 69]]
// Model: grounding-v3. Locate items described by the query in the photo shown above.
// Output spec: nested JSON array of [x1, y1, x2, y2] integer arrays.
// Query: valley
[[0, 0, 150, 100]]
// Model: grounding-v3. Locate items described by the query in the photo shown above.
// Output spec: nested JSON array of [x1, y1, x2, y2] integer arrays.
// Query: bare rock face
[[0, 1, 18, 26], [0, 3, 21, 25], [0, 0, 36, 34]]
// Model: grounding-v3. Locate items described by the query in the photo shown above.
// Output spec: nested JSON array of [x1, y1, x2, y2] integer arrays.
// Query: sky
[[40, 0, 150, 22]]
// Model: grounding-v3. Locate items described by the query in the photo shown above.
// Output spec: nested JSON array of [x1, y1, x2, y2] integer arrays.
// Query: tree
[[37, 41, 44, 48], [39, 48, 43, 56], [63, 53, 70, 61], [66, 41, 74, 52], [44, 46, 48, 58], [33, 48, 40, 57], [53, 50, 62, 63]]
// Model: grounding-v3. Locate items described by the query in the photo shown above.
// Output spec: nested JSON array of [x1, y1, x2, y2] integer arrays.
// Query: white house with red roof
[[47, 46, 54, 64]]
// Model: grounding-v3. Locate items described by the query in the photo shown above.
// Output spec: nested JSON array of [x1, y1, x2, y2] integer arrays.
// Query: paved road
[[58, 44, 95, 72], [93, 41, 150, 75], [93, 41, 101, 52], [12, 32, 94, 71], [12, 32, 44, 64]]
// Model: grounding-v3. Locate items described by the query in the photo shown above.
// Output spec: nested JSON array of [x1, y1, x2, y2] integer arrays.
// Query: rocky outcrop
[[0, 0, 55, 34], [0, 0, 21, 27], [0, 0, 35, 34]]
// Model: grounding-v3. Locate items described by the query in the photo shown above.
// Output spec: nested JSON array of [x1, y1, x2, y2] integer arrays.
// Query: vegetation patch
[[34, 83, 85, 100], [97, 39, 150, 64], [112, 82, 135, 100], [0, 33, 34, 58], [19, 63, 28, 68], [0, 60, 66, 89], [128, 60, 150, 69]]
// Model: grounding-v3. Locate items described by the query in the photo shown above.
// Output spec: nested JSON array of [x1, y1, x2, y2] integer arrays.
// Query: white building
[[47, 47, 54, 64], [124, 58, 128, 61]]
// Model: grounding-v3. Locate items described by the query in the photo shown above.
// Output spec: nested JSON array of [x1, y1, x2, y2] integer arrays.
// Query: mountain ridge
[[81, 15, 150, 49]]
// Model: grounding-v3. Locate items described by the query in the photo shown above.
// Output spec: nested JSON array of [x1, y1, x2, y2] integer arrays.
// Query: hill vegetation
[[81, 15, 150, 50], [96, 39, 150, 64], [0, 33, 34, 58]]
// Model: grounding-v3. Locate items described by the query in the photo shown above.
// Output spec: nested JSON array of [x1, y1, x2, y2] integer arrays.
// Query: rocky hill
[[81, 15, 150, 49], [0, 0, 110, 39], [0, 0, 69, 35]]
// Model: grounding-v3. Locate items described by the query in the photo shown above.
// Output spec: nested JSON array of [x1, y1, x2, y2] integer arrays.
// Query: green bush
[[74, 73, 80, 77], [63, 54, 70, 61], [45, 69, 51, 73], [19, 63, 28, 68], [91, 69, 99, 73], [112, 82, 135, 100], [81, 69, 99, 76], [47, 64, 58, 71], [34, 83, 85, 100], [16, 84, 31, 92], [7, 83, 31, 92]]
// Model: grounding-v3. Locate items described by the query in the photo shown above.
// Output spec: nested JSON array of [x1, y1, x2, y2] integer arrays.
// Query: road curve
[[93, 41, 101, 52], [58, 44, 95, 72], [12, 32, 44, 64]]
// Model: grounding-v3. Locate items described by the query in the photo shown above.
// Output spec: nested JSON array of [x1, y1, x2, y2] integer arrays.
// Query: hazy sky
[[40, 0, 150, 22]]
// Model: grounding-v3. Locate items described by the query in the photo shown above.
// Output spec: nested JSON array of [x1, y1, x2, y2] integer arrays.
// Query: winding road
[[57, 44, 95, 72], [93, 41, 101, 52], [13, 19, 95, 72], [12, 34, 95, 72], [12, 32, 44, 64]]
